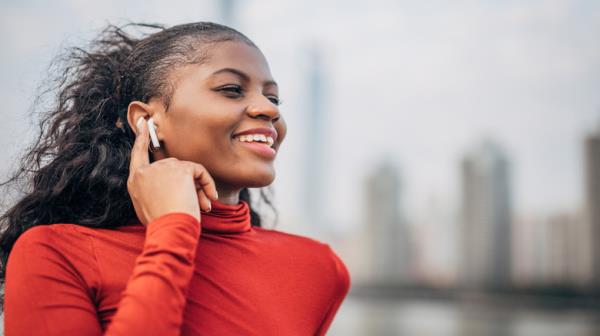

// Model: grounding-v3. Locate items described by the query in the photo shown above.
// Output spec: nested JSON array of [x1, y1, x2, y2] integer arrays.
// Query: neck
[[216, 189, 240, 205], [215, 184, 241, 205]]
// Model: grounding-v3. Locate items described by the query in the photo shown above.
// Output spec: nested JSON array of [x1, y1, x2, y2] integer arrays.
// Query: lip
[[236, 140, 276, 159], [232, 127, 278, 142]]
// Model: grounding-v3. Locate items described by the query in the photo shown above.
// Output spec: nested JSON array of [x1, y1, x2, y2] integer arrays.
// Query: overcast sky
[[1, 0, 599, 235]]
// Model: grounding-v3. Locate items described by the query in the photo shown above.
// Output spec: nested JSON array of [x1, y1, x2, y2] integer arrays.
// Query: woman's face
[[147, 40, 286, 191]]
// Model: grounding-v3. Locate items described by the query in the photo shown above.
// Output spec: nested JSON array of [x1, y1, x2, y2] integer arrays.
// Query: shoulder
[[13, 223, 93, 251], [253, 227, 351, 289], [14, 224, 83, 249], [13, 222, 138, 248], [9, 224, 99, 276], [8, 223, 105, 285], [253, 227, 331, 252]]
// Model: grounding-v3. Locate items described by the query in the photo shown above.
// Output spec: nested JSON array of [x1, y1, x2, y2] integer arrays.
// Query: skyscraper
[[365, 160, 411, 283], [303, 47, 328, 230], [584, 128, 600, 288], [460, 139, 512, 289]]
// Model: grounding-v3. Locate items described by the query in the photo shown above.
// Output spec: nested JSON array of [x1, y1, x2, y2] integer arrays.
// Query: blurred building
[[584, 128, 600, 288], [218, 0, 238, 27], [365, 160, 412, 283], [460, 140, 512, 289], [303, 47, 328, 230], [512, 214, 540, 286], [513, 211, 587, 288], [546, 213, 588, 286]]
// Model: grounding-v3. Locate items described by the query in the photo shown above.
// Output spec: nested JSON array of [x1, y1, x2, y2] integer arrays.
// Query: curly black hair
[[0, 22, 278, 301]]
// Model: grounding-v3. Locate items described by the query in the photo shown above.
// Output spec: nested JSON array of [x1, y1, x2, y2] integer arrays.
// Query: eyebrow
[[210, 67, 278, 87]]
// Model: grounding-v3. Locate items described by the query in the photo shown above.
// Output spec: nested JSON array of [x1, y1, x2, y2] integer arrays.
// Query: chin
[[240, 170, 276, 188], [217, 167, 275, 189], [246, 175, 275, 188]]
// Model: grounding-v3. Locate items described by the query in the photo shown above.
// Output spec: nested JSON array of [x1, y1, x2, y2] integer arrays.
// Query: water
[[1, 297, 598, 335], [328, 295, 600, 336]]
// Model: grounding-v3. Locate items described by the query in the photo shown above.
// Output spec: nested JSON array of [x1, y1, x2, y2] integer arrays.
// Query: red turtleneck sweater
[[4, 200, 350, 335]]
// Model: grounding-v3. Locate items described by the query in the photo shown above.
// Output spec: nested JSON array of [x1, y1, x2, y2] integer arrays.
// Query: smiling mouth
[[233, 137, 277, 159], [233, 134, 275, 148]]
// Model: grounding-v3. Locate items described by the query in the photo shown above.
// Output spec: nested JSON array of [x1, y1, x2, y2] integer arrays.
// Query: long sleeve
[[4, 212, 200, 336], [315, 246, 351, 336]]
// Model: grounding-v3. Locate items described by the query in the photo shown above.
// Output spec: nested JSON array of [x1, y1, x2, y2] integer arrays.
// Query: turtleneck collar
[[126, 200, 252, 234], [199, 199, 252, 234]]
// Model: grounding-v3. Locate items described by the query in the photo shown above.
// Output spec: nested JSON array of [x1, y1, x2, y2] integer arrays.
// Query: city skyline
[[349, 133, 598, 290]]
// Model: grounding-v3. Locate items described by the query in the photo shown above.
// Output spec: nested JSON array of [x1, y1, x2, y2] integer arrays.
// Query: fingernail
[[207, 204, 212, 212], [215, 191, 219, 199], [136, 117, 144, 131]]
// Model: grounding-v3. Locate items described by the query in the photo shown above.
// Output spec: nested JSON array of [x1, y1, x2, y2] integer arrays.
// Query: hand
[[127, 117, 219, 226]]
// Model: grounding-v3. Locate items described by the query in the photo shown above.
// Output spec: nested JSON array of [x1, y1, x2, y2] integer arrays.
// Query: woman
[[0, 22, 350, 335]]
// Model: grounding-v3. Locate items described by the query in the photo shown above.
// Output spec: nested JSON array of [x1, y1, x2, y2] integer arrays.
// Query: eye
[[218, 85, 243, 97], [266, 95, 282, 106]]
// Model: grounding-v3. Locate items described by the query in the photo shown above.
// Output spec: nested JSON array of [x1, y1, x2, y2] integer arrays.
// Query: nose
[[245, 97, 281, 123]]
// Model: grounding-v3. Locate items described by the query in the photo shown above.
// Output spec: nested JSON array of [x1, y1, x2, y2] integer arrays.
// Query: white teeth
[[235, 134, 275, 148]]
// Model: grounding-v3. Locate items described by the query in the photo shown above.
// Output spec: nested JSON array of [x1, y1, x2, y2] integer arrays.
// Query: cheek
[[167, 115, 239, 160], [275, 119, 287, 144], [170, 105, 231, 139]]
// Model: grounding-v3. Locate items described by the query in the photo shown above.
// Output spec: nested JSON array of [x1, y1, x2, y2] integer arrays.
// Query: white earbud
[[147, 118, 160, 149]]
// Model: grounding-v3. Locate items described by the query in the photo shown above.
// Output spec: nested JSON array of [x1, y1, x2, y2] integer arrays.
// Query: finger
[[186, 162, 219, 201], [194, 179, 212, 212], [197, 189, 211, 212], [129, 117, 151, 172]]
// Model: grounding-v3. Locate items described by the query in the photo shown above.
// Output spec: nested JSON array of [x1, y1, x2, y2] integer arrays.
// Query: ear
[[126, 100, 163, 138]]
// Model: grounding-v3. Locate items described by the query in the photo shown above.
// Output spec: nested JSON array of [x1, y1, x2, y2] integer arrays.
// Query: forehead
[[163, 40, 277, 105], [201, 40, 273, 81]]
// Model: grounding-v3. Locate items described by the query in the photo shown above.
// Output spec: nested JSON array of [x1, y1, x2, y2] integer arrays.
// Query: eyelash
[[218, 85, 282, 106]]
